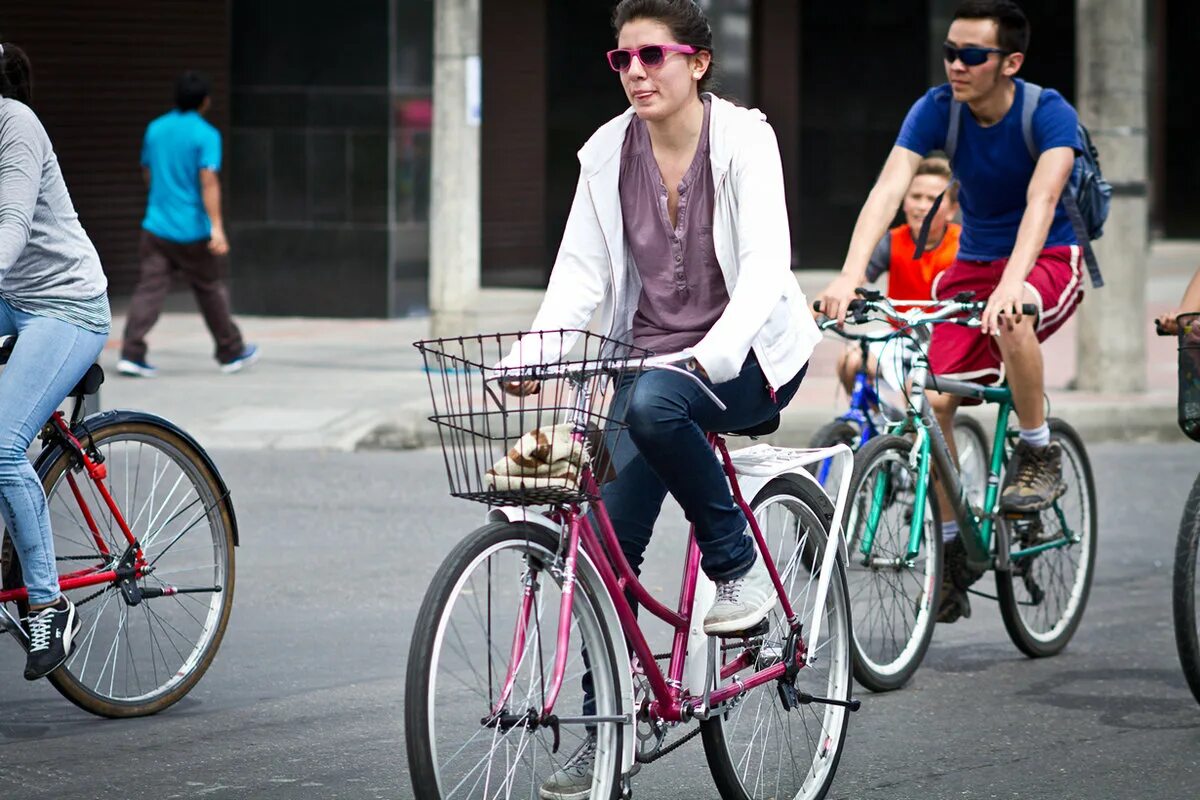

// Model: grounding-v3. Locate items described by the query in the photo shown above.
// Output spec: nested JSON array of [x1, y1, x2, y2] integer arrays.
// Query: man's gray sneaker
[[703, 554, 777, 636], [539, 732, 597, 800], [1000, 440, 1066, 513]]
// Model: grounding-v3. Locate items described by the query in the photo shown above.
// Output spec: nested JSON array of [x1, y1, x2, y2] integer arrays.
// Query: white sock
[[942, 519, 959, 543], [1019, 423, 1050, 449]]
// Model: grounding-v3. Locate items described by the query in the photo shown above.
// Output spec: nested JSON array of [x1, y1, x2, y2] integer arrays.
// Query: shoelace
[[25, 608, 55, 653], [561, 736, 598, 776], [1014, 448, 1049, 487], [715, 578, 742, 604]]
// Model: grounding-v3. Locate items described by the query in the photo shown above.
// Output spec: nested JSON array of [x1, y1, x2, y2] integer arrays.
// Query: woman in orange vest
[[836, 156, 960, 393]]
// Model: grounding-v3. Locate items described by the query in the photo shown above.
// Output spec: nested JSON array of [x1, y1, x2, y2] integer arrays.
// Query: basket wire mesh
[[414, 330, 652, 506]]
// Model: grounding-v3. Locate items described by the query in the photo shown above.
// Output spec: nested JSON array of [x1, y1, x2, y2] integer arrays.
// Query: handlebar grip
[[1155, 320, 1172, 337], [1021, 303, 1038, 316], [813, 299, 867, 315]]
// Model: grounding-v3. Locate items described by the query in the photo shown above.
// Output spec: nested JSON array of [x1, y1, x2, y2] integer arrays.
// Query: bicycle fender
[[485, 507, 638, 779], [42, 409, 240, 547]]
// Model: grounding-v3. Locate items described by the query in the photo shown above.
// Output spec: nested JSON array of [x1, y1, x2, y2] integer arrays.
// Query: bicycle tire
[[806, 420, 860, 492], [405, 521, 624, 800], [701, 475, 852, 800], [1, 417, 236, 717], [952, 415, 990, 512], [843, 434, 942, 692], [1173, 472, 1200, 705], [995, 418, 1097, 657]]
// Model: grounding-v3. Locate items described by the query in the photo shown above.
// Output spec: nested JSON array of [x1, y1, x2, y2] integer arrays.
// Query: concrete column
[[429, 0, 481, 335], [1074, 0, 1148, 393]]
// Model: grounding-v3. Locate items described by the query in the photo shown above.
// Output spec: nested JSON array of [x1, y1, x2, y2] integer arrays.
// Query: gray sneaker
[[703, 554, 777, 636], [539, 733, 597, 800]]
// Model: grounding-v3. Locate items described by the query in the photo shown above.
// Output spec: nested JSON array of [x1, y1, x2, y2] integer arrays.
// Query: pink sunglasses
[[606, 44, 700, 73]]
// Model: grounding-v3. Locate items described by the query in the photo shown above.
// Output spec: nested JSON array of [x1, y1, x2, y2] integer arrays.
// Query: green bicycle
[[821, 290, 1098, 692]]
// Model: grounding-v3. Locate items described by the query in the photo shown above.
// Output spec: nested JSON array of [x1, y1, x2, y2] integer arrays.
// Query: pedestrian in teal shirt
[[118, 71, 257, 377]]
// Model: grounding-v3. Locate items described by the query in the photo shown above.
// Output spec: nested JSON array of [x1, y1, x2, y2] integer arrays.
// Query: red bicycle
[[406, 331, 856, 800], [0, 339, 237, 717]]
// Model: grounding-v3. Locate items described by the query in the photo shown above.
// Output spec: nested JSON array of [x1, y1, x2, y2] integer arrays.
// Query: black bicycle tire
[[404, 521, 624, 800], [2, 418, 236, 717], [1173, 472, 1200, 705], [995, 418, 1098, 658], [700, 474, 852, 800], [805, 420, 860, 480], [843, 434, 942, 692]]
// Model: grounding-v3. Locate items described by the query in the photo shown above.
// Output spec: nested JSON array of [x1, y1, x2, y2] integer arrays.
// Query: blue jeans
[[602, 353, 806, 582], [0, 300, 107, 605], [580, 354, 805, 718]]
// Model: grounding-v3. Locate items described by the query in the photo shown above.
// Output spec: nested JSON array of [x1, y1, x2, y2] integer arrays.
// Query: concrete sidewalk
[[99, 241, 1200, 451]]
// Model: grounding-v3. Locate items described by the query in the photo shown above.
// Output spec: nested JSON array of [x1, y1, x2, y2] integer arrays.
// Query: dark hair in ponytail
[[612, 0, 716, 93], [0, 43, 33, 105]]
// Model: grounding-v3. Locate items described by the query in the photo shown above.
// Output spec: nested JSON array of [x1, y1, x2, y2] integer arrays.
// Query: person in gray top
[[0, 43, 109, 680]]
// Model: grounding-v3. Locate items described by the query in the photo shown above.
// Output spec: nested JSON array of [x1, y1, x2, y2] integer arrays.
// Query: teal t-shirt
[[140, 110, 222, 244]]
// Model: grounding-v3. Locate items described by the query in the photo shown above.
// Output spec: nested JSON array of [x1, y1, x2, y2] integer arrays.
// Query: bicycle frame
[[0, 410, 147, 634], [857, 354, 1080, 571], [487, 433, 847, 729]]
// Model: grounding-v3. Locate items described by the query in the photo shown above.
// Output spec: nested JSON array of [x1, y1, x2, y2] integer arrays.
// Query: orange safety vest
[[886, 222, 961, 307]]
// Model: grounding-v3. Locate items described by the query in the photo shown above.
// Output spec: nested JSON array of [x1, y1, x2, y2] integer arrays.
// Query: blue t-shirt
[[895, 79, 1081, 261], [141, 110, 222, 244]]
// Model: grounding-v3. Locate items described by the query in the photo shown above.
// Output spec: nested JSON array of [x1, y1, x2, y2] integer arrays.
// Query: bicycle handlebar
[[812, 296, 1038, 330], [496, 352, 728, 412]]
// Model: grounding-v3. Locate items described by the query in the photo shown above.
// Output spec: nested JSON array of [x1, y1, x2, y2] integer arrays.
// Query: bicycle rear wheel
[[405, 521, 623, 800], [842, 435, 941, 691], [996, 418, 1097, 657], [1173, 472, 1200, 705], [1, 416, 235, 717], [701, 475, 852, 800]]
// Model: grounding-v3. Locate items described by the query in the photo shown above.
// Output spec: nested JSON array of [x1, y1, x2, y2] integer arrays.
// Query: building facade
[[3, 1, 1196, 317]]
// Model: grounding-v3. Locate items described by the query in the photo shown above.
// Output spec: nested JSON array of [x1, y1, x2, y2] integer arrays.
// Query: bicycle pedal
[[717, 617, 770, 640]]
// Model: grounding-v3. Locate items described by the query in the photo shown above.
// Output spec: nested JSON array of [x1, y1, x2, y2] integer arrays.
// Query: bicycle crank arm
[[140, 585, 223, 598]]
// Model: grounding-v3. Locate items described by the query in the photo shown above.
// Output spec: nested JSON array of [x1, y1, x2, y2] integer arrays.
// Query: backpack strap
[[1063, 193, 1105, 288], [945, 98, 963, 162], [915, 96, 963, 257], [1020, 81, 1043, 161]]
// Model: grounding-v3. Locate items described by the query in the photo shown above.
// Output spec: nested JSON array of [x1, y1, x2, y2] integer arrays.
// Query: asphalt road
[[2, 442, 1199, 799]]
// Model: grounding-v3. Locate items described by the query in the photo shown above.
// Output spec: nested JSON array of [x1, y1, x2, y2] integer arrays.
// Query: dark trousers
[[120, 231, 244, 364], [580, 353, 807, 715]]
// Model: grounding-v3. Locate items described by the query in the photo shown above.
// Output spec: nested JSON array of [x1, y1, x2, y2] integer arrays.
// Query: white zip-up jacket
[[516, 94, 821, 390]]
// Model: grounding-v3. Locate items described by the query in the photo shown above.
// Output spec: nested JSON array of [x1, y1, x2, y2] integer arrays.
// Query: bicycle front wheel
[[842, 434, 941, 691], [701, 475, 853, 800], [2, 416, 236, 717], [1173, 472, 1200, 705], [406, 521, 624, 800], [996, 418, 1097, 657]]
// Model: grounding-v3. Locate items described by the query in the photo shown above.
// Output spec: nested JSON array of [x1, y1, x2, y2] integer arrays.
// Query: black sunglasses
[[942, 42, 1011, 67]]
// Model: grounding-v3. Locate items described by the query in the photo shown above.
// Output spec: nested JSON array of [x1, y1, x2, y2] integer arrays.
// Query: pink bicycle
[[405, 331, 857, 800]]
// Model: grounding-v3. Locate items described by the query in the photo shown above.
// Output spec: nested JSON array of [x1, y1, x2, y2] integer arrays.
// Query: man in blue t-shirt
[[118, 71, 257, 377], [818, 0, 1084, 622]]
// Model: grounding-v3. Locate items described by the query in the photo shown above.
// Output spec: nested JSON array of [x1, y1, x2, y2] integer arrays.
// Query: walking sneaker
[[538, 732, 597, 800], [936, 537, 985, 624], [1000, 441, 1067, 513], [220, 343, 260, 374], [23, 596, 81, 681], [703, 554, 777, 636], [116, 358, 158, 378]]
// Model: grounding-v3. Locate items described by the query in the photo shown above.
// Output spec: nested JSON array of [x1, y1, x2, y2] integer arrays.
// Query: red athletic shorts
[[928, 245, 1084, 385]]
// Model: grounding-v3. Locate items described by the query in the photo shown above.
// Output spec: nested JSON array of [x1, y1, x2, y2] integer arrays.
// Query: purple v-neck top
[[620, 96, 728, 355]]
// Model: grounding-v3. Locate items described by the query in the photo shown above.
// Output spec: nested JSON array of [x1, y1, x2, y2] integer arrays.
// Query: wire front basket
[[1177, 313, 1200, 443], [414, 330, 651, 506]]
